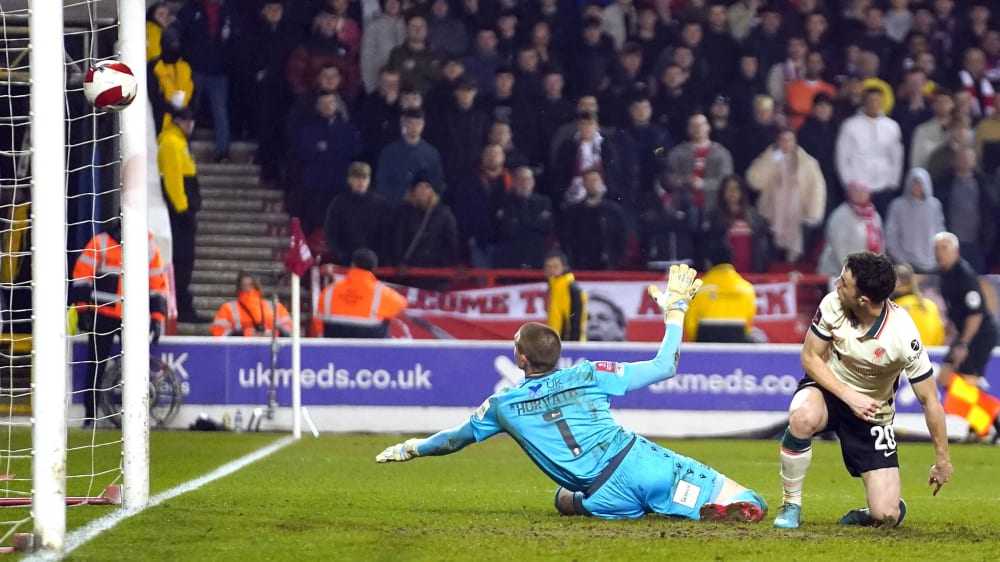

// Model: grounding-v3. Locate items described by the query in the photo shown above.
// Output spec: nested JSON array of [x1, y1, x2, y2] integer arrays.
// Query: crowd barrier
[[72, 338, 985, 439]]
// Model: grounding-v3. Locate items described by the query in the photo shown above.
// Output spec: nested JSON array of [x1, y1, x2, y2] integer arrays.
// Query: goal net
[[0, 0, 149, 553]]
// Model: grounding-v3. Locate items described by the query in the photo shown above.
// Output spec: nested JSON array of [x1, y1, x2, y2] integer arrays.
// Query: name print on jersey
[[511, 388, 583, 415]]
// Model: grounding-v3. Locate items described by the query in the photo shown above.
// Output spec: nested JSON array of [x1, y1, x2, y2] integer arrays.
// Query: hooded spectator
[[885, 168, 945, 273]]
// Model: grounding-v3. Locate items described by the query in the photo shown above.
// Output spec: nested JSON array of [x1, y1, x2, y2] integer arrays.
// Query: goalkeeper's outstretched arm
[[623, 322, 684, 391], [622, 264, 702, 391], [375, 420, 478, 463]]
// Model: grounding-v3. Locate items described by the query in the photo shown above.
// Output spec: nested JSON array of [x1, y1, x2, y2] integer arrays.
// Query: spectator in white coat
[[746, 129, 826, 263], [835, 88, 904, 218], [884, 168, 944, 273]]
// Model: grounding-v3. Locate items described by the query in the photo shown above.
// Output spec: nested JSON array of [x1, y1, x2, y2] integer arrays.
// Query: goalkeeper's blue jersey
[[468, 360, 635, 491]]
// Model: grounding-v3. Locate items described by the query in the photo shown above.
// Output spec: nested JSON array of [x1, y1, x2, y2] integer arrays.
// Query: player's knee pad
[[553, 487, 585, 516]]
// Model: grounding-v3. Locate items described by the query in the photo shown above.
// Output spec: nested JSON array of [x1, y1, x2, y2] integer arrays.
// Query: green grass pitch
[[55, 432, 1000, 561]]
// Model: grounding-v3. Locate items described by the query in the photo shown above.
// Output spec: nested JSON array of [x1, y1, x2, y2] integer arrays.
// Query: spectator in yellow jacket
[[158, 107, 203, 323], [145, 2, 173, 62], [544, 251, 587, 342], [891, 263, 945, 346], [685, 243, 757, 342], [148, 28, 194, 134]]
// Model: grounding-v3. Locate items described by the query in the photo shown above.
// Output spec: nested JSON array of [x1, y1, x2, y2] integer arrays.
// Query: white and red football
[[83, 60, 137, 111]]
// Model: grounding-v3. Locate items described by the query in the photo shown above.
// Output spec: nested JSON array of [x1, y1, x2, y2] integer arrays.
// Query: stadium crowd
[[149, 0, 1000, 276]]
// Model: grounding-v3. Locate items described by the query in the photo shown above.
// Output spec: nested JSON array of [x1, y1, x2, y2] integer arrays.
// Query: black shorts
[[798, 376, 900, 477], [944, 337, 996, 378]]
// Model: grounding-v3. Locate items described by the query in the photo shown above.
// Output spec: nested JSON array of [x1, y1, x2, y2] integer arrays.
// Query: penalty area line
[[25, 435, 296, 562]]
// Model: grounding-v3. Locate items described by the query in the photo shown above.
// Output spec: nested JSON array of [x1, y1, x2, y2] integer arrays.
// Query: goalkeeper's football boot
[[772, 503, 802, 528], [838, 499, 906, 527], [699, 502, 765, 522]]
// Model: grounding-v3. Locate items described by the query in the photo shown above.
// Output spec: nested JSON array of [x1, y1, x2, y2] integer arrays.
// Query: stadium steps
[[200, 186, 283, 202], [190, 282, 293, 300], [197, 234, 289, 249], [196, 162, 260, 176], [198, 210, 289, 225], [200, 197, 284, 213], [175, 133, 312, 336], [199, 175, 265, 189], [193, 258, 284, 275], [189, 140, 257, 165], [192, 269, 256, 284], [199, 221, 286, 236], [195, 245, 282, 261]]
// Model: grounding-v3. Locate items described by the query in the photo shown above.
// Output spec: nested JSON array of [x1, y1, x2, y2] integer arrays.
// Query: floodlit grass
[[53, 433, 1000, 561]]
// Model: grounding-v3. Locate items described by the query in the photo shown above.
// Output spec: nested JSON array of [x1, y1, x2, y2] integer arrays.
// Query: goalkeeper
[[376, 265, 767, 522]]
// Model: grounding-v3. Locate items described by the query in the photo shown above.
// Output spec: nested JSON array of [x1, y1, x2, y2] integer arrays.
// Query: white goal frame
[[29, 0, 148, 552]]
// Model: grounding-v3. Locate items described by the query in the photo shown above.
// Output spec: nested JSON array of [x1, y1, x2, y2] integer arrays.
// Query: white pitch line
[[25, 435, 295, 562]]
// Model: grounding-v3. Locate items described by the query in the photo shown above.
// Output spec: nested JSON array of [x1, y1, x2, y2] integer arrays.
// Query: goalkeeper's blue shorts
[[579, 436, 724, 519]]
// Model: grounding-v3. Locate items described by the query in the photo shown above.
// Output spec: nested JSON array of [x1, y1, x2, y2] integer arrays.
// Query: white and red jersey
[[810, 292, 934, 423]]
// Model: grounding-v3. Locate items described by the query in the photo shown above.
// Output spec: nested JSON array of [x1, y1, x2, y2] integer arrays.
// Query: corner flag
[[943, 376, 1000, 437], [284, 218, 314, 277]]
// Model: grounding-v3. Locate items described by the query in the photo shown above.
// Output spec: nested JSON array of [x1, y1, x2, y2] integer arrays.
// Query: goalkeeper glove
[[648, 264, 703, 321], [375, 438, 422, 463]]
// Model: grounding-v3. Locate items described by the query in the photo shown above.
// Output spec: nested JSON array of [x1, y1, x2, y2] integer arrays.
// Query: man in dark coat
[[454, 145, 510, 268], [425, 77, 491, 200], [560, 170, 627, 270], [324, 162, 391, 266], [796, 92, 841, 216], [495, 167, 554, 269], [293, 91, 361, 234], [234, 0, 300, 185], [172, 0, 239, 161], [375, 108, 446, 205], [390, 177, 459, 290]]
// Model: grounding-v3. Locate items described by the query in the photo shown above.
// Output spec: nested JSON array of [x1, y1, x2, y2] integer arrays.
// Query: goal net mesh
[[0, 0, 127, 549]]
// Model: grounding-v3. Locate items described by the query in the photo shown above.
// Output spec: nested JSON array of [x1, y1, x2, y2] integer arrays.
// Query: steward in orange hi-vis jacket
[[312, 248, 407, 338], [71, 223, 168, 426], [211, 272, 293, 337]]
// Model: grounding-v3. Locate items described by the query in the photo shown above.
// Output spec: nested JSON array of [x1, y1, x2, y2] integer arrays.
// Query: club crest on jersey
[[872, 347, 886, 365], [595, 361, 624, 376]]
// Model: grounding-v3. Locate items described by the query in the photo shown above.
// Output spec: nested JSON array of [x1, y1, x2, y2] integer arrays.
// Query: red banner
[[311, 274, 810, 343]]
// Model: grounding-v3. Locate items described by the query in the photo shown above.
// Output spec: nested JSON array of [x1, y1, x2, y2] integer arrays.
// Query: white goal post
[[23, 0, 148, 553]]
